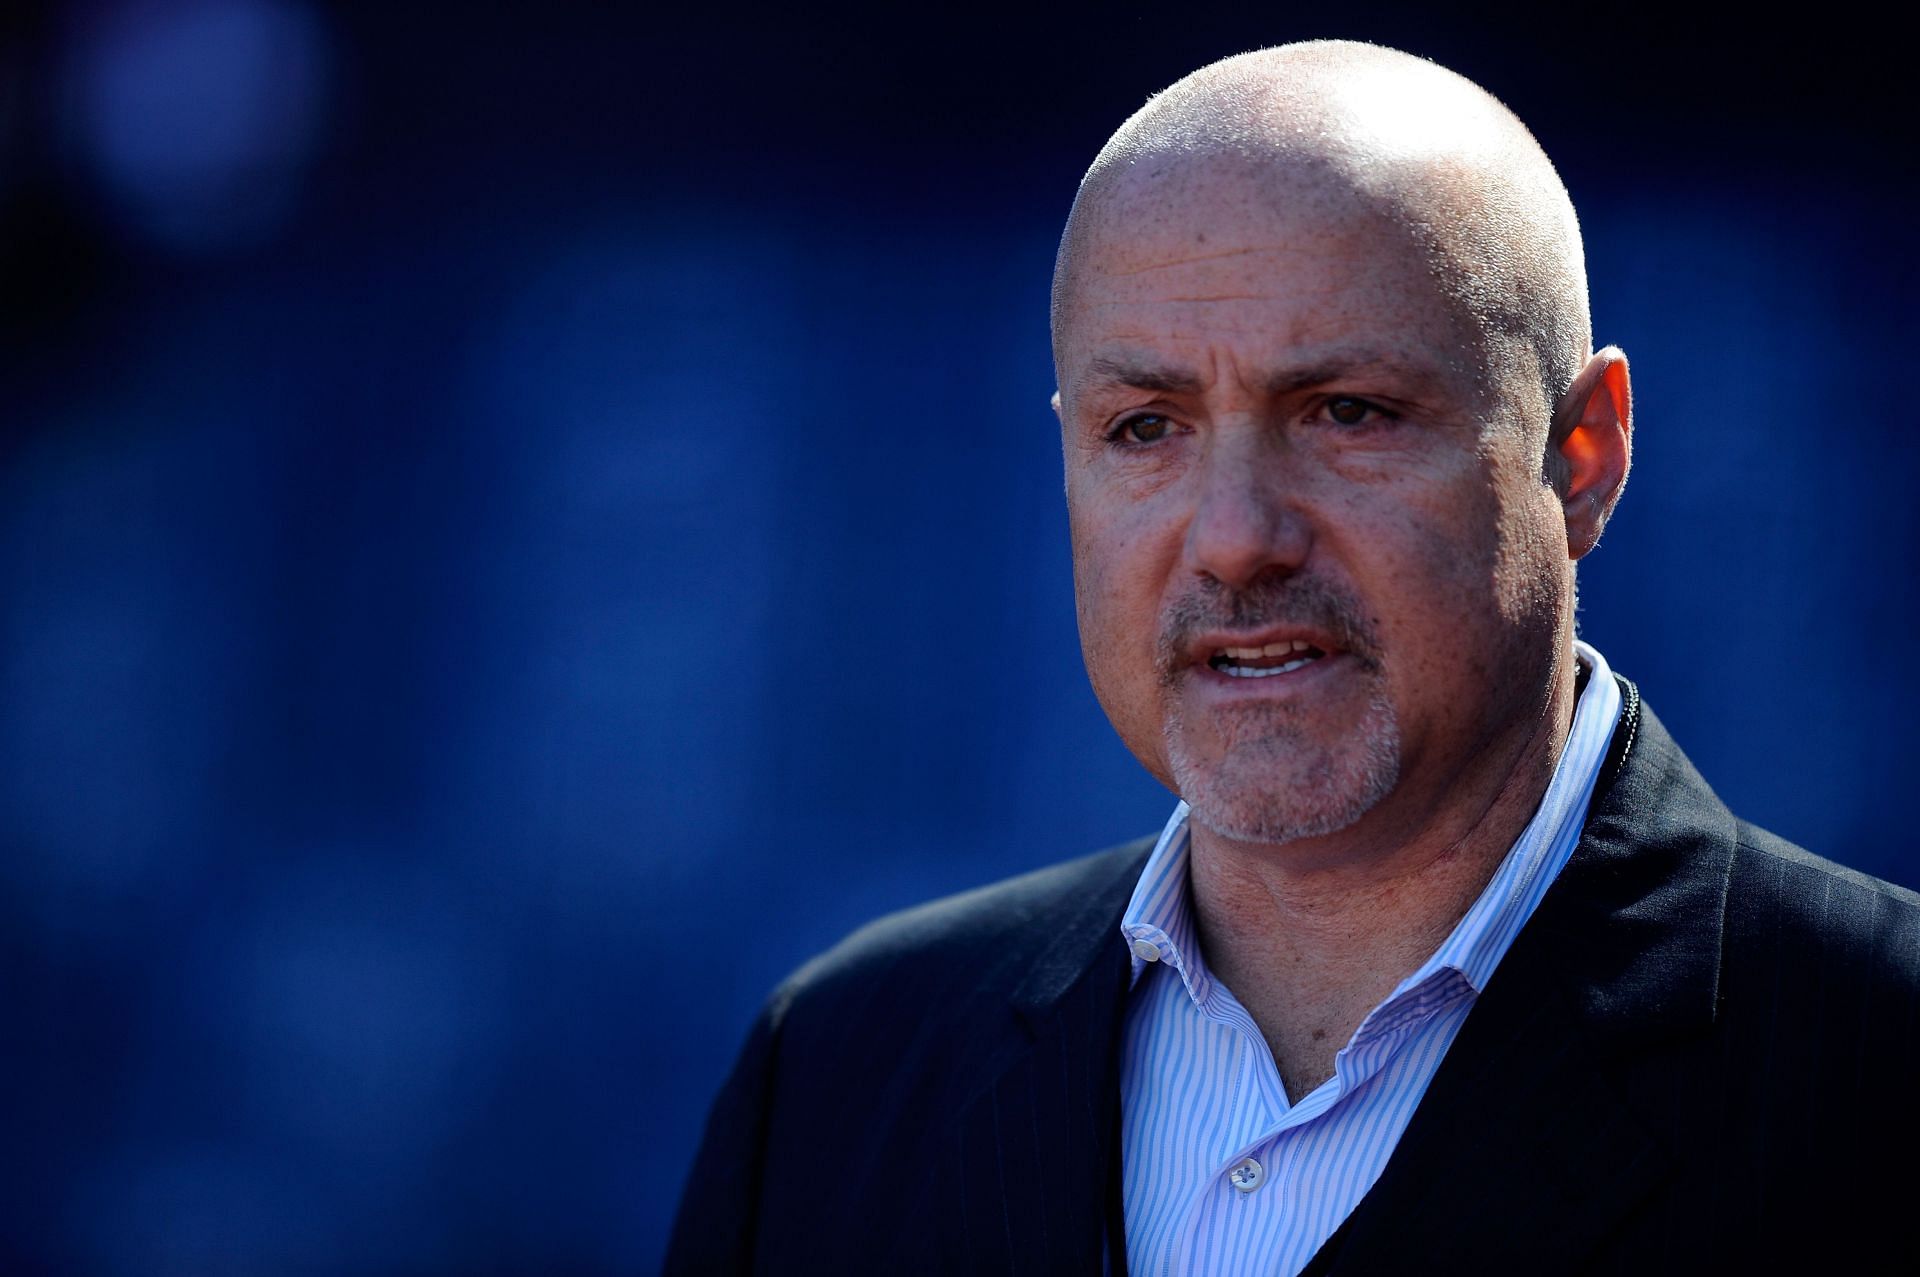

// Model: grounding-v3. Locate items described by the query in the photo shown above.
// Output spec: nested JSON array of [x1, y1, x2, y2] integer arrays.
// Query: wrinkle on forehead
[[1096, 243, 1319, 278], [1087, 295, 1306, 307], [1079, 218, 1402, 324]]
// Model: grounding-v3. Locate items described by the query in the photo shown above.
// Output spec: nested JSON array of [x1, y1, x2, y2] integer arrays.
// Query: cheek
[[1068, 485, 1165, 635], [1482, 457, 1571, 626], [1068, 492, 1179, 765], [1342, 469, 1524, 658], [1071, 522, 1150, 687], [1333, 479, 1486, 598]]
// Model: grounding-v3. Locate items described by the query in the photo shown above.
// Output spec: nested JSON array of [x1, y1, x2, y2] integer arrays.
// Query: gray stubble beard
[[1164, 672, 1402, 846]]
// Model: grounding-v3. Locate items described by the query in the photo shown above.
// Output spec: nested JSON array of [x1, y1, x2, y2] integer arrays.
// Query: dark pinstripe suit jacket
[[666, 684, 1920, 1274]]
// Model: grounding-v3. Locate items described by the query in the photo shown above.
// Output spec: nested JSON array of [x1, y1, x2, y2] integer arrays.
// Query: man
[[667, 41, 1920, 1275]]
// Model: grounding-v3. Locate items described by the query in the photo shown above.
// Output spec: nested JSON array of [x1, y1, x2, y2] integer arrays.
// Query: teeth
[[1222, 656, 1317, 678], [1219, 639, 1317, 660]]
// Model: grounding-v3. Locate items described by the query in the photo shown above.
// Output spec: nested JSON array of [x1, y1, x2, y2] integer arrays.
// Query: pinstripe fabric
[[1117, 641, 1622, 1277]]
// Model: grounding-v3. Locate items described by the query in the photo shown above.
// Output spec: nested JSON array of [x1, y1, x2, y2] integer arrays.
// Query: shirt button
[[1228, 1157, 1264, 1193], [1130, 938, 1163, 962]]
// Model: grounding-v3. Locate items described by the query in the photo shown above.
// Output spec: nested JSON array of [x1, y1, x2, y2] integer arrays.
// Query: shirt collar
[[1119, 641, 1624, 1002]]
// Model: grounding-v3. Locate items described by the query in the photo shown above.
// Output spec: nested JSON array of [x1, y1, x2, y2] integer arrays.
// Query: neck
[[1186, 648, 1580, 1098]]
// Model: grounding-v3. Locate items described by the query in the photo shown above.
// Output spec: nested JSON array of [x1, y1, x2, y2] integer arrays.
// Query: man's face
[[1055, 168, 1573, 849]]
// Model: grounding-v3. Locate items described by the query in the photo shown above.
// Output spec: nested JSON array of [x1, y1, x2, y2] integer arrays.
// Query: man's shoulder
[[771, 834, 1155, 1017], [1725, 820, 1920, 971], [1732, 820, 1920, 905], [1600, 693, 1919, 978]]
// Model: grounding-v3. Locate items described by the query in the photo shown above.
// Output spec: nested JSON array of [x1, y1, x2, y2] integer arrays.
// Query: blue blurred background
[[2, 3, 1913, 1272]]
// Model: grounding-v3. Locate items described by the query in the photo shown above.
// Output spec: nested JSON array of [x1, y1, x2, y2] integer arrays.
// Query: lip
[[1189, 646, 1352, 699], [1177, 624, 1347, 669], [1171, 625, 1355, 704]]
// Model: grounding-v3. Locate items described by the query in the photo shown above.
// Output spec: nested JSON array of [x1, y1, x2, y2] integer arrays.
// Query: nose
[[1180, 429, 1311, 589]]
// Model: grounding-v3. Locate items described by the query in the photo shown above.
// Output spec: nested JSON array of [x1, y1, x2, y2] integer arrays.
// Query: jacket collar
[[1007, 843, 1150, 1026]]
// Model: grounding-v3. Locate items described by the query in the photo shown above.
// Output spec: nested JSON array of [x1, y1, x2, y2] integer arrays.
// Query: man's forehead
[[1079, 239, 1383, 297], [1057, 192, 1481, 398], [1079, 150, 1395, 251], [1062, 157, 1448, 308]]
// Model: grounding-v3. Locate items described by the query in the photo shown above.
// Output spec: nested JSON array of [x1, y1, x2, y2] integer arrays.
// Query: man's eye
[[1108, 414, 1173, 445], [1325, 396, 1389, 427]]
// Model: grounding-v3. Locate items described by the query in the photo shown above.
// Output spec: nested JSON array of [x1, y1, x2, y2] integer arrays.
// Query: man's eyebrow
[[1083, 356, 1204, 394]]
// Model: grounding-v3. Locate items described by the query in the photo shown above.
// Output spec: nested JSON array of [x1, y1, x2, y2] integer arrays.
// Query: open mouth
[[1207, 639, 1327, 679]]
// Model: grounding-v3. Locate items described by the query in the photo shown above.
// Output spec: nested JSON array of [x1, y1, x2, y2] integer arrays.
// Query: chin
[[1167, 696, 1402, 846]]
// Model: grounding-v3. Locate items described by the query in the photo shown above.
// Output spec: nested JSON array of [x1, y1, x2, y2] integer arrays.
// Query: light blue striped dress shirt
[[1117, 641, 1622, 1276]]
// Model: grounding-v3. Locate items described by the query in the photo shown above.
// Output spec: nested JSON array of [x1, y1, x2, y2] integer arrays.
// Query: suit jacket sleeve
[[664, 990, 786, 1275], [657, 843, 1149, 1275]]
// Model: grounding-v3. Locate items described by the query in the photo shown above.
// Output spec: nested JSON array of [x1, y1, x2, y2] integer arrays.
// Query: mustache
[[1155, 574, 1381, 685]]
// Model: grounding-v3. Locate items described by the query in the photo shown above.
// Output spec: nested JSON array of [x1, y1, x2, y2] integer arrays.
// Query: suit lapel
[[1305, 686, 1739, 1274], [942, 842, 1148, 1275]]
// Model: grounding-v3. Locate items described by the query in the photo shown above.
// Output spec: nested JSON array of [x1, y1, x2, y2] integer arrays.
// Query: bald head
[[1052, 41, 1591, 425]]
